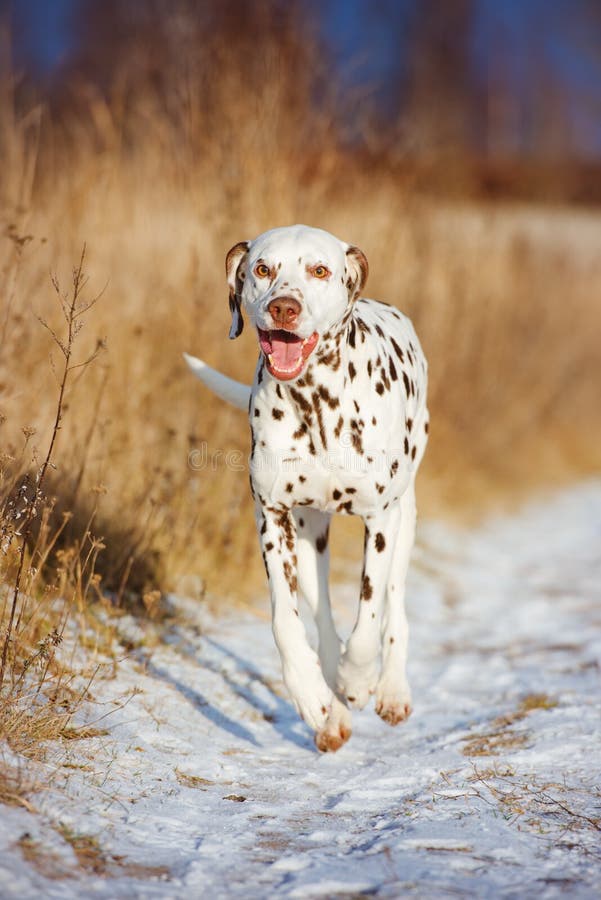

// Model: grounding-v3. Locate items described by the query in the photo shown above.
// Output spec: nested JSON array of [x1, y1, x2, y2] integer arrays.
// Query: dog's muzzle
[[257, 328, 319, 381]]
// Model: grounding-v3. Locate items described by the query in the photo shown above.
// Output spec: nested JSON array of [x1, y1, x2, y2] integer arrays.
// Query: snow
[[0, 483, 600, 898]]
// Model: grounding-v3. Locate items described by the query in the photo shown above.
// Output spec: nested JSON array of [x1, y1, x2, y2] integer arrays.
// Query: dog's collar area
[[257, 328, 319, 381]]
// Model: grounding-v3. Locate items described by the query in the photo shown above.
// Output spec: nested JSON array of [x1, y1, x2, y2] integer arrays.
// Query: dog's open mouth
[[257, 329, 319, 381]]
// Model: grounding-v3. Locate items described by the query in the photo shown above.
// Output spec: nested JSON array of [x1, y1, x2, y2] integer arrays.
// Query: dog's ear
[[225, 241, 250, 339], [345, 245, 369, 300]]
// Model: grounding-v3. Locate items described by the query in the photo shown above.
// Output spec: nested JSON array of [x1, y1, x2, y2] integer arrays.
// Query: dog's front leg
[[336, 506, 402, 709], [256, 504, 334, 735], [294, 508, 352, 752]]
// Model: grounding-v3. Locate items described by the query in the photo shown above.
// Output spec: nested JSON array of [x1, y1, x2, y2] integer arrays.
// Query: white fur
[[186, 225, 429, 751], [183, 353, 250, 411]]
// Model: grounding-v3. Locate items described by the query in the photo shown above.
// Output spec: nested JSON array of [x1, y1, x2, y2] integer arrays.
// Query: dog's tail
[[183, 353, 251, 412]]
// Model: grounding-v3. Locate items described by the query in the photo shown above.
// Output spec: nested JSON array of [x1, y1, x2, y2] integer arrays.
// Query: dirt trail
[[0, 484, 600, 898]]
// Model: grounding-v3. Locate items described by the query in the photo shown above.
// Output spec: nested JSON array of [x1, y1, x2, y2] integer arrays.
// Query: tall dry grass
[[1, 11, 600, 607], [0, 240, 113, 778]]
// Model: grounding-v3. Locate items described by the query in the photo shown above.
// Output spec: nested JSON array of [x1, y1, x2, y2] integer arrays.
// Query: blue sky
[[5, 0, 77, 72], [4, 0, 601, 157]]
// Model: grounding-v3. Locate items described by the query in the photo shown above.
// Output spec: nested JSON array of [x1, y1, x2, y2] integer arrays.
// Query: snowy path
[[0, 484, 600, 898]]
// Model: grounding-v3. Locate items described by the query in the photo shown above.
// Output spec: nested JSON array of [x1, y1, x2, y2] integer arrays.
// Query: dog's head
[[226, 225, 368, 382]]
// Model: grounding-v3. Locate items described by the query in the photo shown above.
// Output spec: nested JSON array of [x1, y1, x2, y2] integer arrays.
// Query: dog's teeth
[[268, 354, 274, 365]]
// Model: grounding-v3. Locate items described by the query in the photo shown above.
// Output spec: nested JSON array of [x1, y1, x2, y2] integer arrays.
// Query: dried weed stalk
[[0, 248, 106, 768]]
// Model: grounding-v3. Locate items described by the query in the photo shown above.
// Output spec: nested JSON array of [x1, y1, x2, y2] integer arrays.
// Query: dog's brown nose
[[268, 297, 301, 328]]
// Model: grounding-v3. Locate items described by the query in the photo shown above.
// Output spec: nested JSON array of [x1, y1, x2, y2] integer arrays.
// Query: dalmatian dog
[[185, 224, 428, 752]]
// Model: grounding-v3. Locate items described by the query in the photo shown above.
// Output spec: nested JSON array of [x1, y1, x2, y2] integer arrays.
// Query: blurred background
[[1, 0, 600, 601]]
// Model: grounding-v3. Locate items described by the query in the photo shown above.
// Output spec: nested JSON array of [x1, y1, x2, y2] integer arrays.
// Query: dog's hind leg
[[375, 481, 416, 725], [336, 501, 402, 710]]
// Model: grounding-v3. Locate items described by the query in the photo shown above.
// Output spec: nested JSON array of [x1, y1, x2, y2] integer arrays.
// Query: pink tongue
[[271, 334, 303, 369]]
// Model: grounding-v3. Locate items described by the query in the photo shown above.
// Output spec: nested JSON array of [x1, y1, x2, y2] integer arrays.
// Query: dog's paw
[[336, 654, 379, 710], [375, 680, 412, 726], [314, 697, 352, 753], [282, 660, 333, 732]]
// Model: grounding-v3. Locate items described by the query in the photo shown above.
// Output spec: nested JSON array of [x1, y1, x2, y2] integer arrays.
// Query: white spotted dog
[[184, 225, 428, 752]]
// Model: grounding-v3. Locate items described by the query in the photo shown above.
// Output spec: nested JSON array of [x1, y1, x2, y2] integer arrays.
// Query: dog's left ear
[[345, 245, 369, 300], [225, 241, 250, 339]]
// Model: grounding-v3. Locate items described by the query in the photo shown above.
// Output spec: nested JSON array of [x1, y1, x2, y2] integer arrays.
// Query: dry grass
[[17, 827, 171, 881], [0, 242, 118, 800], [1, 14, 600, 610], [461, 693, 559, 757], [459, 766, 601, 845]]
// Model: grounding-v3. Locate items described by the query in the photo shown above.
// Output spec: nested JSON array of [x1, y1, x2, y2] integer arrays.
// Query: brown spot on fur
[[318, 347, 341, 370], [361, 574, 373, 601], [351, 432, 363, 454], [274, 511, 295, 552], [316, 531, 329, 553], [375, 533, 386, 552], [348, 320, 357, 348], [272, 408, 284, 420], [283, 560, 297, 593], [391, 338, 404, 363], [290, 387, 312, 414], [293, 421, 309, 440], [311, 390, 328, 450], [317, 385, 340, 409]]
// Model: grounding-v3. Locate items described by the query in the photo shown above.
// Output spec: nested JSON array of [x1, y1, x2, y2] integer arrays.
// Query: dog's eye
[[310, 265, 330, 279], [254, 263, 270, 278]]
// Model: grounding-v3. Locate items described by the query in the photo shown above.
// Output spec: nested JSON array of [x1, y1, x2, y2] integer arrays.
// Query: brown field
[[1, 17, 600, 622]]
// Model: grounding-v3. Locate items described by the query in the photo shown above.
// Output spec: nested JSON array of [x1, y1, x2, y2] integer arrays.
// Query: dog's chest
[[249, 343, 422, 514]]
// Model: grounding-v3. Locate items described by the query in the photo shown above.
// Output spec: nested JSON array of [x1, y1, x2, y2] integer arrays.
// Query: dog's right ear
[[225, 241, 250, 340]]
